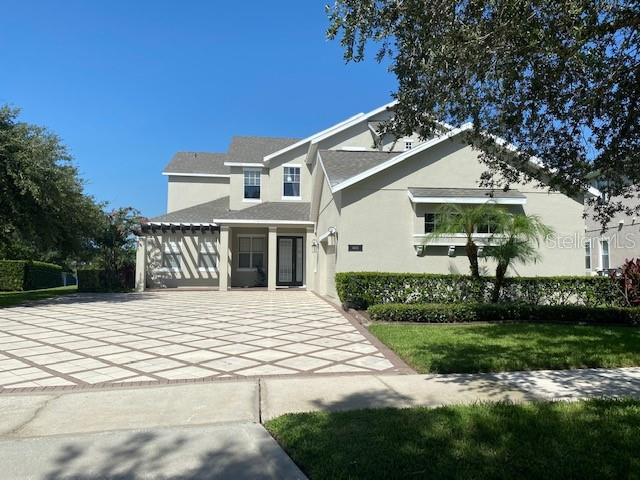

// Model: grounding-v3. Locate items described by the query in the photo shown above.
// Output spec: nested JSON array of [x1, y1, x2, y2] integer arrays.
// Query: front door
[[277, 236, 304, 286]]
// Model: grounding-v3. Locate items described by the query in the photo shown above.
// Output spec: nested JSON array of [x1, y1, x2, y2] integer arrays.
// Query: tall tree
[[484, 213, 553, 302], [426, 203, 507, 277], [94, 207, 142, 274], [327, 1, 640, 223], [0, 105, 103, 264]]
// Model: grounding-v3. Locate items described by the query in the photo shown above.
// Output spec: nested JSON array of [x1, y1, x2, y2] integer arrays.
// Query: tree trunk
[[465, 241, 480, 278], [492, 262, 508, 303]]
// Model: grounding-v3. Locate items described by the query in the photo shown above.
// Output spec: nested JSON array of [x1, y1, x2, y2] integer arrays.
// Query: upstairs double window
[[244, 168, 261, 201], [283, 166, 301, 199]]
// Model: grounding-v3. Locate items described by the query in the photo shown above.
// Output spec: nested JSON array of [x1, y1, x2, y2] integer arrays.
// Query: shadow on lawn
[[41, 427, 301, 480], [269, 397, 640, 480], [429, 367, 640, 401]]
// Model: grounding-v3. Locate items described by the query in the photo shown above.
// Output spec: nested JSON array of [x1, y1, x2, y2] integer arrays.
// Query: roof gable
[[263, 100, 397, 162]]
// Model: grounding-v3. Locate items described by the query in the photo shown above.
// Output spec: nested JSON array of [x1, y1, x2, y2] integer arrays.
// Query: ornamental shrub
[[0, 260, 63, 291], [614, 258, 640, 306], [368, 302, 640, 326], [77, 265, 134, 292], [336, 272, 622, 309]]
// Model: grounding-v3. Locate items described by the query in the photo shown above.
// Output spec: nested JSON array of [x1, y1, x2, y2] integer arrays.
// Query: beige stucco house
[[136, 101, 596, 299]]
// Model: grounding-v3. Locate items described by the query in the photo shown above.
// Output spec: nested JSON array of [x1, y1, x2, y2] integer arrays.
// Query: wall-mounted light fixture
[[311, 240, 319, 253], [447, 245, 456, 257]]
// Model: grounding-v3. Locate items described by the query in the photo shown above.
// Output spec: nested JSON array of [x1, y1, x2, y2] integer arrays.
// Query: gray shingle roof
[[409, 187, 526, 199], [148, 196, 230, 223], [214, 202, 311, 222], [163, 152, 230, 175], [228, 136, 300, 164], [163, 136, 300, 174], [318, 150, 400, 187]]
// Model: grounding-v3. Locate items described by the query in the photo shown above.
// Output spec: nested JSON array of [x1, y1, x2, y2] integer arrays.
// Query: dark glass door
[[277, 236, 303, 286]]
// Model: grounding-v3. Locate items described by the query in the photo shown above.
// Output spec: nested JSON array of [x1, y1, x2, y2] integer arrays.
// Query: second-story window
[[283, 166, 301, 198], [244, 168, 261, 200]]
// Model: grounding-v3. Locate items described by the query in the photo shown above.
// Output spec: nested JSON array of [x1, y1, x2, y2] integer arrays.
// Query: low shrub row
[[0, 260, 63, 291], [367, 302, 640, 326], [336, 272, 622, 309], [77, 266, 134, 292]]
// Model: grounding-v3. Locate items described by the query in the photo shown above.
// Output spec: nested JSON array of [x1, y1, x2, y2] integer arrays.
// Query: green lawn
[[369, 323, 640, 373], [266, 399, 640, 480], [0, 285, 77, 308]]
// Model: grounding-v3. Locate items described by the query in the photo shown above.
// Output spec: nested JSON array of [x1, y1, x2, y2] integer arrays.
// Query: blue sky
[[0, 1, 396, 217]]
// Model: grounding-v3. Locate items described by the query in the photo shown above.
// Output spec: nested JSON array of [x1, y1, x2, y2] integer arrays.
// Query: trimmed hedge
[[368, 302, 640, 326], [336, 272, 622, 309], [77, 266, 134, 292], [0, 260, 63, 291]]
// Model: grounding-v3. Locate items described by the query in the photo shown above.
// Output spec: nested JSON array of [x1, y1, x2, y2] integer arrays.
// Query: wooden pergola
[[137, 222, 219, 235]]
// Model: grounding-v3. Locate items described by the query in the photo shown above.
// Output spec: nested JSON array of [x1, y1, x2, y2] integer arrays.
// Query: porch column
[[135, 236, 147, 292], [219, 226, 230, 291], [305, 226, 315, 291], [268, 226, 277, 291]]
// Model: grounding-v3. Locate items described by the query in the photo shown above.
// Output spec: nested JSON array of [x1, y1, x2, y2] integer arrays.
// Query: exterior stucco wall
[[312, 174, 341, 298], [585, 193, 640, 272], [166, 176, 229, 212], [329, 139, 585, 280], [145, 232, 219, 288], [227, 144, 312, 210], [262, 145, 312, 203]]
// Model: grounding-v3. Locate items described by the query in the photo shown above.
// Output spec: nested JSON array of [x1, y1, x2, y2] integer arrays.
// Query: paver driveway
[[0, 291, 402, 392]]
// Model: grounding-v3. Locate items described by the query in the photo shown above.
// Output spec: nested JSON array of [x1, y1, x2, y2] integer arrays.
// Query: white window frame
[[161, 237, 182, 272], [237, 234, 265, 271], [404, 141, 413, 151], [424, 212, 438, 233], [198, 236, 217, 272], [243, 168, 261, 202], [282, 164, 302, 200], [599, 238, 610, 271], [584, 239, 592, 271]]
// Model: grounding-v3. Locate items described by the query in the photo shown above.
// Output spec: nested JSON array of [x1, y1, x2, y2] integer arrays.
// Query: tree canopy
[[327, 0, 640, 223], [0, 105, 103, 264]]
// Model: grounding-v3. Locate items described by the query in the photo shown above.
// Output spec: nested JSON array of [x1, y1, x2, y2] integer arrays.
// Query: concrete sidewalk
[[1, 368, 639, 479], [1, 367, 640, 437], [1, 422, 306, 480]]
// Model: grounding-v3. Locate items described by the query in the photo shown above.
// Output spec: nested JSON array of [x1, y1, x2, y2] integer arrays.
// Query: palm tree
[[484, 214, 553, 302], [426, 204, 508, 278]]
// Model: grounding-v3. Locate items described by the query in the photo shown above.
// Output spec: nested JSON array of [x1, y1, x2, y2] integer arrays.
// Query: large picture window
[[238, 235, 265, 270], [283, 166, 301, 198], [244, 168, 261, 200]]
